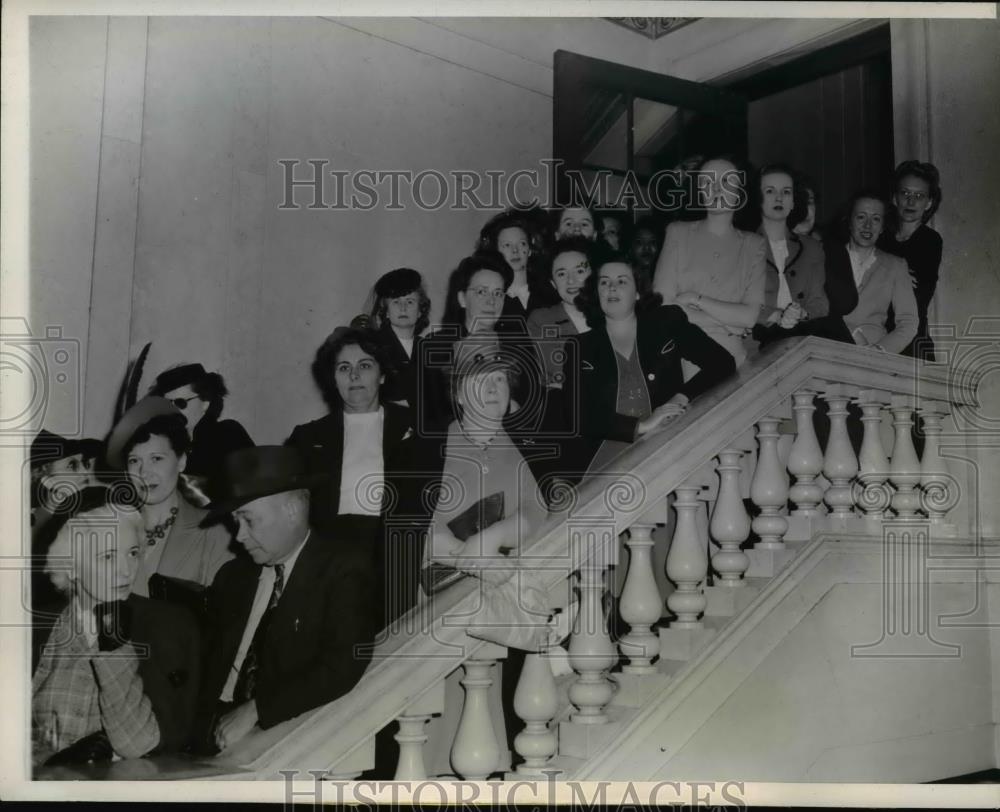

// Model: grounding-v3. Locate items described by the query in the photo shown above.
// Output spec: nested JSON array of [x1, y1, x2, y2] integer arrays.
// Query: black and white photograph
[[2, 1, 999, 805]]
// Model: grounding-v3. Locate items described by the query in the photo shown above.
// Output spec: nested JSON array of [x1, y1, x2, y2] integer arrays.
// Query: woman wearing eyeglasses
[[149, 364, 254, 502], [105, 397, 236, 598], [419, 251, 543, 433], [877, 160, 944, 361]]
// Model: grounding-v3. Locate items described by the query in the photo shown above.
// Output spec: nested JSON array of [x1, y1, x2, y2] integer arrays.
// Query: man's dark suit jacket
[[194, 529, 378, 744], [33, 594, 202, 756], [284, 401, 412, 535]]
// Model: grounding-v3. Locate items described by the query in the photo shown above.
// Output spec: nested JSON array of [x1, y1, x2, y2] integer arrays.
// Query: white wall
[[891, 19, 1000, 539]]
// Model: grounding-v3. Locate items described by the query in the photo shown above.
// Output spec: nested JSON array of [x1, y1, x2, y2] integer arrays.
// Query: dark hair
[[892, 159, 942, 222], [630, 214, 662, 243], [368, 268, 432, 335], [547, 235, 597, 279], [788, 173, 819, 231], [441, 251, 514, 330], [476, 210, 533, 253], [311, 327, 391, 410], [149, 364, 229, 423], [477, 210, 557, 307], [833, 188, 890, 244], [744, 163, 808, 231], [575, 253, 663, 328], [122, 413, 191, 462], [551, 204, 601, 240], [595, 209, 628, 247]]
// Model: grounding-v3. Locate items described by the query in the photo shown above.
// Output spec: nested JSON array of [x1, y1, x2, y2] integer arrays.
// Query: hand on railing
[[637, 394, 689, 437]]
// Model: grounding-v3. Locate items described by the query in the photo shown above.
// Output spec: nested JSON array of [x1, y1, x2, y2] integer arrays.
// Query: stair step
[[656, 656, 687, 677], [703, 582, 761, 617], [504, 754, 584, 781], [745, 545, 797, 578], [658, 623, 718, 661], [609, 670, 671, 708], [558, 705, 635, 759]]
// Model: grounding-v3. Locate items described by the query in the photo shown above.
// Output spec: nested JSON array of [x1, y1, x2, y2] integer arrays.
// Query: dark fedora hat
[[201, 446, 326, 524], [106, 396, 183, 468]]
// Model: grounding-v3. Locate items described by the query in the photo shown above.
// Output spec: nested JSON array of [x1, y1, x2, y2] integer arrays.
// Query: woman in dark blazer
[[878, 160, 944, 361], [562, 254, 736, 478], [285, 327, 413, 547], [149, 363, 254, 502], [363, 267, 432, 410]]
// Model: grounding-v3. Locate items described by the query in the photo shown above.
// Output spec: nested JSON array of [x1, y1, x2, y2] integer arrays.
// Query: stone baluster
[[855, 391, 892, 519], [568, 531, 616, 725], [750, 416, 789, 549], [394, 714, 433, 780], [822, 386, 860, 519], [919, 403, 953, 522], [451, 656, 501, 780], [666, 484, 708, 628], [618, 523, 661, 673], [393, 681, 444, 781], [512, 650, 559, 775], [710, 448, 751, 583], [889, 396, 922, 520], [787, 390, 825, 516]]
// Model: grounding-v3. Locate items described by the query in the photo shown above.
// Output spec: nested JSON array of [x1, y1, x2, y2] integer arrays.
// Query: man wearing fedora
[[193, 446, 379, 753]]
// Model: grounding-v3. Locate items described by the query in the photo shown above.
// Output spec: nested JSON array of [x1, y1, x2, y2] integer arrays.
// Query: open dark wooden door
[[553, 50, 749, 213]]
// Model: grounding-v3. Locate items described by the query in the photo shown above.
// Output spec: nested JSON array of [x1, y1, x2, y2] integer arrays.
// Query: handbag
[[419, 492, 505, 596]]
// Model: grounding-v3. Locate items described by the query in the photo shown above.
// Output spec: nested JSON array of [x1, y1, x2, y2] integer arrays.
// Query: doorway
[[552, 24, 894, 228]]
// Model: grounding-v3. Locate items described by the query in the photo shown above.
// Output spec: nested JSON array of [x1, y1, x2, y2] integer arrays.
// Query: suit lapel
[[785, 232, 804, 271], [266, 534, 328, 640]]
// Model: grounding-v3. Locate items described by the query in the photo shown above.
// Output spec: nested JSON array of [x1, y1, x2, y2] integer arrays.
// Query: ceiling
[[605, 17, 699, 40]]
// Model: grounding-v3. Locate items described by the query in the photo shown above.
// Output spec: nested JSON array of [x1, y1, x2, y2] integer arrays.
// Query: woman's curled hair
[[575, 253, 663, 329], [311, 327, 392, 409]]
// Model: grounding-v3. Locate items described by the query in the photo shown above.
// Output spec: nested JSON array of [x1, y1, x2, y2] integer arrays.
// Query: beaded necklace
[[145, 506, 178, 546]]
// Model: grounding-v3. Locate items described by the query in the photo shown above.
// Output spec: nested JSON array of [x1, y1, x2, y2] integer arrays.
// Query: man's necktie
[[232, 563, 284, 705]]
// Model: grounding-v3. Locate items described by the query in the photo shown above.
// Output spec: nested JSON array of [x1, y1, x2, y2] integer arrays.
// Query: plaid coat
[[32, 594, 200, 765]]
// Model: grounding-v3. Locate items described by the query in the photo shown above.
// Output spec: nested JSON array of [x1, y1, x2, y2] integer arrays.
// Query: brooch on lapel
[[660, 340, 676, 355], [293, 618, 301, 633], [402, 427, 414, 441]]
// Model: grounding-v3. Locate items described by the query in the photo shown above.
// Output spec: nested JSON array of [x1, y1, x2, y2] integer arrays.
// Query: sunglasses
[[170, 396, 201, 410]]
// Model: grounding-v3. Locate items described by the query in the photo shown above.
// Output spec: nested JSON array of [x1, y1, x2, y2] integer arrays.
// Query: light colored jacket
[[843, 248, 918, 354]]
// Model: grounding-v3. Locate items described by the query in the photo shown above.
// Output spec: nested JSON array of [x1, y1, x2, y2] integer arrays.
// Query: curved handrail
[[216, 337, 974, 776]]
